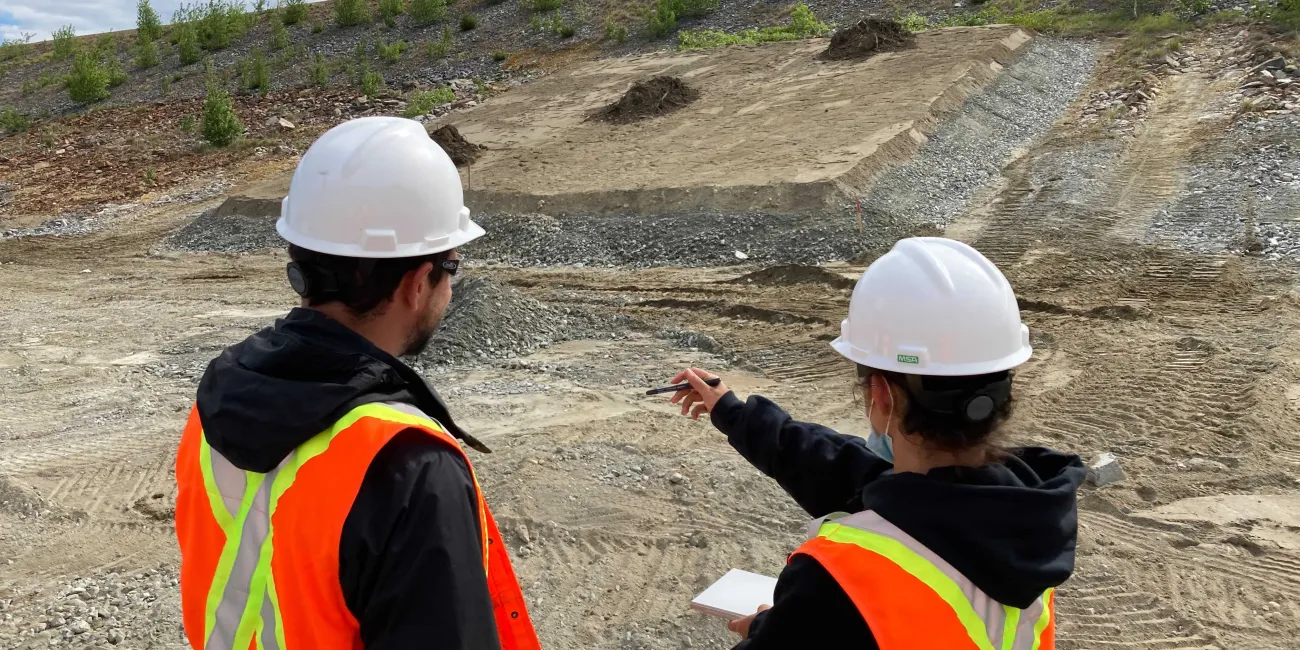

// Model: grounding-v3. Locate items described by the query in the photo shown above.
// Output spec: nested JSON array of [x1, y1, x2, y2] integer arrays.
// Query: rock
[[265, 115, 280, 127], [1165, 54, 1180, 68], [107, 629, 123, 645], [1250, 57, 1286, 74], [1086, 453, 1125, 486], [33, 161, 50, 170], [277, 118, 295, 130], [668, 473, 685, 485], [68, 619, 90, 635], [733, 250, 749, 260]]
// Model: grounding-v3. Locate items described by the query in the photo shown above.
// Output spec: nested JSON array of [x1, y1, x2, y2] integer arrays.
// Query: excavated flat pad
[[450, 25, 1033, 215]]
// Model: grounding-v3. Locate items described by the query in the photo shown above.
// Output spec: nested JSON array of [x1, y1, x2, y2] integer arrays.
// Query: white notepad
[[689, 569, 777, 619]]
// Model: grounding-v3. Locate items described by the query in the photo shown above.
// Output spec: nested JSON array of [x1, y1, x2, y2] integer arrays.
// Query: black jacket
[[710, 393, 1086, 649], [195, 308, 501, 650]]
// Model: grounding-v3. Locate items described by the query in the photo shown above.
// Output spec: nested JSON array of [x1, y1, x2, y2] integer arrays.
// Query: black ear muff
[[962, 394, 996, 423], [286, 263, 310, 297]]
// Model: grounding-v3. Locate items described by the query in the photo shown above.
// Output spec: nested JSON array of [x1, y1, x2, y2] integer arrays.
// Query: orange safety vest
[[175, 401, 540, 650], [791, 510, 1056, 650]]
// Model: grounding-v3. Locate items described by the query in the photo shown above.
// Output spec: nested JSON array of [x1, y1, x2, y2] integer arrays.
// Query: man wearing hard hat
[[174, 117, 539, 650], [669, 238, 1086, 649]]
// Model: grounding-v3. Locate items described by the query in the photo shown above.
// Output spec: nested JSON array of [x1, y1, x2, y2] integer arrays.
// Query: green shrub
[[360, 67, 384, 96], [409, 0, 449, 25], [136, 37, 161, 67], [426, 28, 454, 57], [335, 0, 370, 26], [459, 13, 479, 30], [897, 11, 929, 31], [162, 74, 172, 94], [176, 23, 203, 64], [376, 39, 409, 62], [201, 80, 244, 146], [173, 0, 251, 52], [0, 34, 35, 63], [677, 4, 829, 49], [271, 16, 290, 49], [646, 3, 676, 37], [282, 0, 309, 25], [67, 50, 110, 103], [53, 25, 77, 60], [403, 87, 455, 116], [604, 17, 628, 41], [379, 0, 404, 26], [0, 107, 30, 134], [138, 0, 165, 41], [180, 114, 196, 132], [309, 52, 329, 86], [247, 49, 269, 94], [254, 0, 269, 13], [534, 0, 563, 11], [312, 20, 325, 33], [492, 49, 508, 61], [104, 56, 129, 87]]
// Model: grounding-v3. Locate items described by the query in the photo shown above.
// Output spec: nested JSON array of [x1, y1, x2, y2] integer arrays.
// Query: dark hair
[[288, 244, 452, 315], [855, 364, 1014, 454]]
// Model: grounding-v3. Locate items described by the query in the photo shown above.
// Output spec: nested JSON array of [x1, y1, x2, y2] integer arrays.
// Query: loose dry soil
[[2, 26, 1299, 650]]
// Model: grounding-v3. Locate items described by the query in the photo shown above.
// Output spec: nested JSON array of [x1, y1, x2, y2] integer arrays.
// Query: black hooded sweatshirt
[[195, 308, 501, 650], [708, 393, 1086, 649]]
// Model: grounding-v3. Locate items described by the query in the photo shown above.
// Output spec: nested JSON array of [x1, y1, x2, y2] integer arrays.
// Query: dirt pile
[[416, 276, 615, 366], [820, 19, 916, 61], [725, 264, 857, 290], [430, 125, 485, 167], [592, 76, 700, 123]]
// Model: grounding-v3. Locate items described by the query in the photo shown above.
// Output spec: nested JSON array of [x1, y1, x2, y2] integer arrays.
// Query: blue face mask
[[864, 379, 895, 464]]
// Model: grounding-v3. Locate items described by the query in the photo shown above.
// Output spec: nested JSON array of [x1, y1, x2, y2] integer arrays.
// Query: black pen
[[645, 377, 722, 395]]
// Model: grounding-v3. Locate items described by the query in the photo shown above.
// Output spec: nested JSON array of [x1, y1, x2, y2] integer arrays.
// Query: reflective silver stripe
[[205, 449, 286, 650], [260, 585, 280, 650], [811, 510, 1049, 650], [209, 451, 247, 521]]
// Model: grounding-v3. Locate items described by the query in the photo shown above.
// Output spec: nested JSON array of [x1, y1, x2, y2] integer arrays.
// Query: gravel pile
[[0, 566, 184, 650], [859, 39, 1099, 229], [163, 208, 283, 253], [1148, 113, 1300, 261], [415, 276, 618, 366]]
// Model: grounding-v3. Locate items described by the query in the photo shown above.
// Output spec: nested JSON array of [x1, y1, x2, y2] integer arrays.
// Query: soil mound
[[593, 76, 700, 123], [726, 264, 857, 290], [416, 276, 612, 365], [821, 19, 916, 61], [431, 125, 485, 166]]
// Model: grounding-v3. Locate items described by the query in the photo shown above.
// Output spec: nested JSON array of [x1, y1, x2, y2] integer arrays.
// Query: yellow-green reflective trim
[[202, 466, 265, 646], [266, 564, 286, 650], [232, 525, 275, 650], [1030, 588, 1054, 650], [199, 437, 235, 533], [1000, 605, 1020, 650], [818, 523, 998, 650]]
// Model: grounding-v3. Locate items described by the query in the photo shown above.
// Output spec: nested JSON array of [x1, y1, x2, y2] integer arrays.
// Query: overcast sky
[[0, 1, 323, 43]]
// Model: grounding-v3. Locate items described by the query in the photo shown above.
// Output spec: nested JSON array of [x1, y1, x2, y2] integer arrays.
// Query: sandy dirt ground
[[2, 30, 1299, 650]]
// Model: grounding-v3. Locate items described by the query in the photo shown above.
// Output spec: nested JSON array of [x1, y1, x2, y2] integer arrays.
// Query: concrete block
[[1087, 452, 1125, 487]]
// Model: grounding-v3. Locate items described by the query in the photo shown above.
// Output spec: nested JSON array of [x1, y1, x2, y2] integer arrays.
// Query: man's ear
[[395, 261, 435, 310]]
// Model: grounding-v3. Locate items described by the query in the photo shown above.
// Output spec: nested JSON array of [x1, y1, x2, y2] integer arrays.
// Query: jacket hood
[[861, 448, 1085, 608], [196, 307, 486, 473]]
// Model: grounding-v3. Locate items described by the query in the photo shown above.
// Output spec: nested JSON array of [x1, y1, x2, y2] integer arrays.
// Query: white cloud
[[0, 1, 318, 43]]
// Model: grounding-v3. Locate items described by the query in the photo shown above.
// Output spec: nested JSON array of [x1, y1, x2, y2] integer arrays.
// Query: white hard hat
[[276, 116, 484, 258], [831, 237, 1031, 376]]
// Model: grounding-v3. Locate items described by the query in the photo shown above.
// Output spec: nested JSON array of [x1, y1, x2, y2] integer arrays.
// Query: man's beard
[[401, 302, 445, 357]]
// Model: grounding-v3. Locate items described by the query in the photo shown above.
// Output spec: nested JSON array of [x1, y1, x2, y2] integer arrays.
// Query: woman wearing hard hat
[[670, 237, 1085, 649]]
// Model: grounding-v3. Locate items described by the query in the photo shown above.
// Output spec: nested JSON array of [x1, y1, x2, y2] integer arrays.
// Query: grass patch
[[410, 0, 449, 26], [282, 0, 309, 25], [312, 20, 326, 34], [247, 49, 270, 95], [0, 34, 36, 63], [104, 55, 129, 88], [0, 107, 30, 134], [492, 49, 509, 61], [335, 0, 371, 26], [460, 13, 479, 30], [534, 0, 563, 11], [136, 37, 161, 68], [360, 67, 384, 96], [376, 39, 409, 62], [309, 52, 330, 87], [678, 4, 829, 49], [403, 87, 456, 116], [604, 16, 629, 42], [270, 16, 291, 50], [173, 0, 252, 52], [426, 28, 454, 57], [379, 0, 405, 27]]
